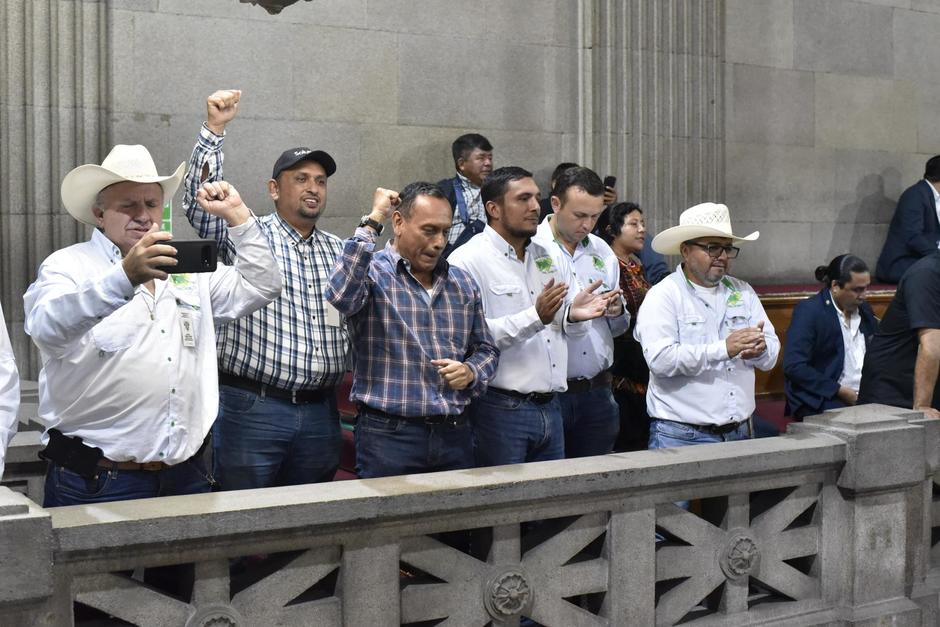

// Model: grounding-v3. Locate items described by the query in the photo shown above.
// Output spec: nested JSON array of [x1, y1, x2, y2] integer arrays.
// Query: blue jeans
[[212, 384, 342, 490], [471, 389, 564, 467], [355, 410, 473, 479], [43, 454, 212, 507], [648, 418, 751, 449], [559, 386, 620, 458]]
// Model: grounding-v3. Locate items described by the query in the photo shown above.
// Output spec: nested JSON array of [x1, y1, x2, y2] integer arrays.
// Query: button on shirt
[[832, 294, 865, 392], [24, 222, 281, 464], [448, 226, 589, 393], [533, 218, 630, 379], [184, 124, 349, 390], [0, 304, 19, 479], [326, 227, 498, 417], [635, 266, 779, 426]]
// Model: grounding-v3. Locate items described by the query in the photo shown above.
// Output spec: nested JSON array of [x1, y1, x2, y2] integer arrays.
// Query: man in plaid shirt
[[183, 90, 348, 490], [327, 183, 499, 478]]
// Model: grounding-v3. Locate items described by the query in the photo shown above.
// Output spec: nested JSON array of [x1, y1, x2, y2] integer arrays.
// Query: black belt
[[489, 387, 556, 405], [654, 417, 749, 435], [566, 371, 612, 394], [359, 404, 466, 426], [219, 372, 334, 404]]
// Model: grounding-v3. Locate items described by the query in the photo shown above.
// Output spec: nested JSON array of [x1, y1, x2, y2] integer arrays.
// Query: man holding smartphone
[[24, 145, 281, 506], [533, 167, 629, 457]]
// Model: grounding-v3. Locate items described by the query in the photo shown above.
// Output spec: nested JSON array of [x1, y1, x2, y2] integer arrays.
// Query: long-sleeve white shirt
[[635, 266, 779, 426], [533, 218, 630, 379], [0, 304, 20, 480], [24, 219, 281, 464], [448, 226, 588, 393]]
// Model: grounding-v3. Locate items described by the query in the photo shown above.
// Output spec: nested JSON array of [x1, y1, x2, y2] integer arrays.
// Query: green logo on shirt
[[535, 256, 555, 273], [592, 255, 604, 271]]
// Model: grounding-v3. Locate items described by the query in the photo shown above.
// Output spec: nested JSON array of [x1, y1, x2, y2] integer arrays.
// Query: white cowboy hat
[[60, 145, 185, 225], [651, 202, 759, 255]]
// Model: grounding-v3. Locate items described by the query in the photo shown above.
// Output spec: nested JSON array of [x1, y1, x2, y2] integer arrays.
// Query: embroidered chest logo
[[591, 255, 605, 271], [534, 256, 555, 273]]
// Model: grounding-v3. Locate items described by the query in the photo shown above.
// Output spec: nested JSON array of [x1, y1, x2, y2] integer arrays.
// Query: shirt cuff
[[199, 122, 226, 146], [226, 214, 258, 241], [353, 225, 379, 244], [707, 339, 730, 361]]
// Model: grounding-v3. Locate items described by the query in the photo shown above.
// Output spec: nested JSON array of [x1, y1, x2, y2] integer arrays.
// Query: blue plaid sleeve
[[325, 227, 376, 316], [183, 124, 236, 263]]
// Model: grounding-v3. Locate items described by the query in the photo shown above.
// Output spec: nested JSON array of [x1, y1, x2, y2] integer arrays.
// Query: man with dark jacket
[[437, 133, 492, 256], [876, 155, 940, 283], [784, 255, 877, 421]]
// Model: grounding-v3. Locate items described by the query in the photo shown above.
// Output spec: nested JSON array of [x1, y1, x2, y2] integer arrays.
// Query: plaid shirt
[[183, 124, 349, 390], [446, 172, 484, 244], [326, 227, 498, 417]]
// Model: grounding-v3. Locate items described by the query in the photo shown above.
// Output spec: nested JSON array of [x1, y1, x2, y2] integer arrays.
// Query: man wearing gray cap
[[634, 202, 778, 449], [184, 89, 350, 490]]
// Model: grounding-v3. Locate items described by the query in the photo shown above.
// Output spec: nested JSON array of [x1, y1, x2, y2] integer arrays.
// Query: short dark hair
[[398, 181, 450, 219], [925, 155, 940, 182], [451, 134, 493, 168], [599, 201, 643, 245], [551, 166, 605, 204], [481, 166, 533, 206], [814, 254, 869, 287], [550, 162, 579, 187]]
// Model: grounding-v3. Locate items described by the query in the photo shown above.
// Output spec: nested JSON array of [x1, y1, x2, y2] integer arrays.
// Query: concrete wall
[[109, 0, 581, 239], [724, 0, 940, 283]]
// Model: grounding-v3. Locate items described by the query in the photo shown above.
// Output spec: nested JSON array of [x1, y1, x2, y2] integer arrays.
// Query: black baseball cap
[[271, 147, 336, 180]]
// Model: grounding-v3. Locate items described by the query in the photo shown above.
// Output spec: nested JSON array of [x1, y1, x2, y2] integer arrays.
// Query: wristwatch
[[358, 215, 384, 235]]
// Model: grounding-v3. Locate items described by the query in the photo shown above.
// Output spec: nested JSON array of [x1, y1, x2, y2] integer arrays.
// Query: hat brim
[[651, 225, 759, 255], [61, 161, 186, 226]]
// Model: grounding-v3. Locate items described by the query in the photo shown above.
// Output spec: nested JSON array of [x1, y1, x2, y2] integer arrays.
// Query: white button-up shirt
[[831, 295, 866, 393], [533, 218, 630, 379], [24, 220, 281, 464], [448, 226, 588, 393], [635, 266, 779, 426], [0, 304, 20, 480]]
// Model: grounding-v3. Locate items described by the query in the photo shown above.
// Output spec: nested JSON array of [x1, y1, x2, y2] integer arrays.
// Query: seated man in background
[[635, 202, 778, 449], [859, 251, 940, 418], [784, 254, 877, 421], [438, 133, 493, 255], [24, 145, 281, 506], [327, 183, 498, 479], [876, 155, 940, 283]]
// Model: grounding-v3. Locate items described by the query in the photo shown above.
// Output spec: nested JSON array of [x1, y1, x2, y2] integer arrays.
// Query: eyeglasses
[[686, 241, 740, 259]]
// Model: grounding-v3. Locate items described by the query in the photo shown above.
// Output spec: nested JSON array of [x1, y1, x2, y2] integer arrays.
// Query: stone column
[[581, 0, 724, 236], [0, 0, 109, 375], [0, 487, 56, 625], [791, 404, 932, 624]]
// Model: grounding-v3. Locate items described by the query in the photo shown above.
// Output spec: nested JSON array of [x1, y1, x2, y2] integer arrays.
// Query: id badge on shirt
[[325, 300, 344, 328], [179, 309, 197, 347]]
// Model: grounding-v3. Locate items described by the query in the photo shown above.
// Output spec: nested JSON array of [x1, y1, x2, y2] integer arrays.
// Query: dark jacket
[[437, 175, 485, 258], [876, 180, 940, 283], [783, 289, 878, 417]]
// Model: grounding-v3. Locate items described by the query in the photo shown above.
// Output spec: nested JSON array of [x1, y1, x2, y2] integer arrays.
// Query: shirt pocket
[[724, 314, 750, 332], [678, 314, 707, 342], [91, 318, 143, 353]]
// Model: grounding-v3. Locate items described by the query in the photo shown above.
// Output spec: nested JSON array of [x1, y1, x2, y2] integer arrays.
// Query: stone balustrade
[[0, 403, 938, 625]]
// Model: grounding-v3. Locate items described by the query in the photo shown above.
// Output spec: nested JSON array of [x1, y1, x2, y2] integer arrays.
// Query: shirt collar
[[91, 228, 124, 264], [272, 212, 315, 244], [456, 171, 480, 191], [484, 224, 530, 258], [927, 179, 940, 205]]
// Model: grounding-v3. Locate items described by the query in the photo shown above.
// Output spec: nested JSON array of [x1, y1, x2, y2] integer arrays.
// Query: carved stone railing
[[0, 404, 937, 625]]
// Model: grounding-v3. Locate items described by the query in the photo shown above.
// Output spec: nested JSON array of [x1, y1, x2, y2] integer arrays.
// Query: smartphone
[[156, 240, 218, 274], [603, 175, 617, 189]]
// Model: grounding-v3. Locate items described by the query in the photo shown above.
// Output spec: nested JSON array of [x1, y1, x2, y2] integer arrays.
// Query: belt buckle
[[140, 461, 165, 472]]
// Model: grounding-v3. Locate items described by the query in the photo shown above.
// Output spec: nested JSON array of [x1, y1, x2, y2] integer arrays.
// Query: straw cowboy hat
[[60, 145, 185, 226], [651, 202, 759, 255]]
